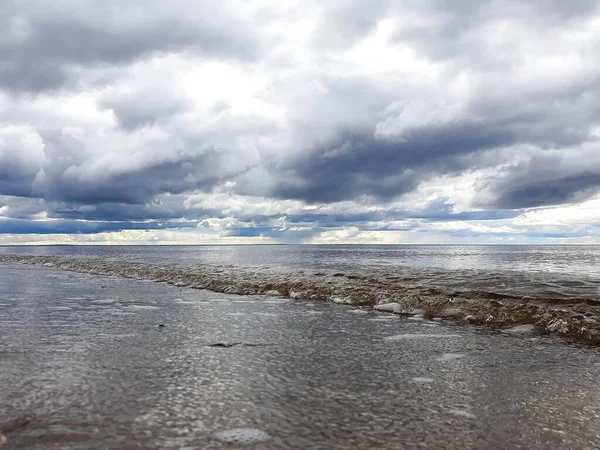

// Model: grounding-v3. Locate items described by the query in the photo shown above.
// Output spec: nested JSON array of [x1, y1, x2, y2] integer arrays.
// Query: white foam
[[410, 377, 434, 384], [436, 353, 466, 362], [348, 309, 368, 314], [264, 290, 282, 296], [93, 299, 117, 304], [173, 298, 195, 304], [408, 316, 425, 321], [374, 303, 400, 312], [46, 306, 72, 311], [384, 334, 461, 341], [253, 312, 279, 317], [264, 299, 289, 304], [124, 305, 159, 311], [213, 428, 270, 445]]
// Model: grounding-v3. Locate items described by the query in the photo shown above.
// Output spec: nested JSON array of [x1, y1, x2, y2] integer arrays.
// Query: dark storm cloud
[[261, 72, 600, 207], [0, 166, 37, 197], [0, 128, 43, 197], [483, 172, 600, 210], [46, 200, 190, 222], [0, 0, 260, 93], [271, 123, 514, 203], [0, 218, 197, 235], [36, 149, 247, 205]]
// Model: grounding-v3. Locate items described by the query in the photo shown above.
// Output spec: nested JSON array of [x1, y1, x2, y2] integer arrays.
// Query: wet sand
[[1, 264, 600, 449]]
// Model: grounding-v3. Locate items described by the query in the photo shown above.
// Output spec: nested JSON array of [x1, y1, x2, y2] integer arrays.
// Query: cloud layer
[[1, 0, 599, 244]]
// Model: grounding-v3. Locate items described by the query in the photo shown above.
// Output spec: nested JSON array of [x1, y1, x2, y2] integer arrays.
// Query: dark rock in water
[[158, 323, 166, 328]]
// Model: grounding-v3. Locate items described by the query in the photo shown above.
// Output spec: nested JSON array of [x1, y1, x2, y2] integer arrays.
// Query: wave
[[1, 253, 599, 345]]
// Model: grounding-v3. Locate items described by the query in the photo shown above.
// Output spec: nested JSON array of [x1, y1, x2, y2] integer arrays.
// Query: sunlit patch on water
[[436, 353, 466, 362], [123, 305, 160, 311], [368, 316, 397, 321], [410, 377, 435, 384], [447, 408, 476, 419], [213, 428, 271, 445], [383, 334, 461, 342]]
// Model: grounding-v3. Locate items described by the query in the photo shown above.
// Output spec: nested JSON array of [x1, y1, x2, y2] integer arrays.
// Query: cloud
[[0, 125, 44, 196], [0, 0, 262, 93], [473, 145, 600, 209], [0, 0, 600, 243], [269, 123, 514, 203]]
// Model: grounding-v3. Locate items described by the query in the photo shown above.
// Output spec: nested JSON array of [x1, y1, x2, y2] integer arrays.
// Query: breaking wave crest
[[1, 253, 600, 345]]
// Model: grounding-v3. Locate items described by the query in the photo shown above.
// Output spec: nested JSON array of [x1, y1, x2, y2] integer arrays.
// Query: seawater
[[3, 265, 600, 449], [1, 245, 599, 343]]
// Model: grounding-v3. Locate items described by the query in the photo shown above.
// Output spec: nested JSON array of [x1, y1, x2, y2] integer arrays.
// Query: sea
[[1, 244, 599, 343], [2, 245, 600, 449]]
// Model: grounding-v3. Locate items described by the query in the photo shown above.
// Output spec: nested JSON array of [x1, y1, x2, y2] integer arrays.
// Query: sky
[[1, 0, 600, 245]]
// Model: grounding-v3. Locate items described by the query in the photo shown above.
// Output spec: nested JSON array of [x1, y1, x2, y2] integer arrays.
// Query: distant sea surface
[[1, 245, 599, 343]]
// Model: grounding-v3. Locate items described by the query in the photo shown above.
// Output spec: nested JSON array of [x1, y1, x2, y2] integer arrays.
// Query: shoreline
[[1, 253, 599, 346]]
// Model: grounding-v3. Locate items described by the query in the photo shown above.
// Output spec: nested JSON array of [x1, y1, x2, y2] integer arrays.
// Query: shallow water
[[2, 265, 600, 449], [1, 245, 599, 343]]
